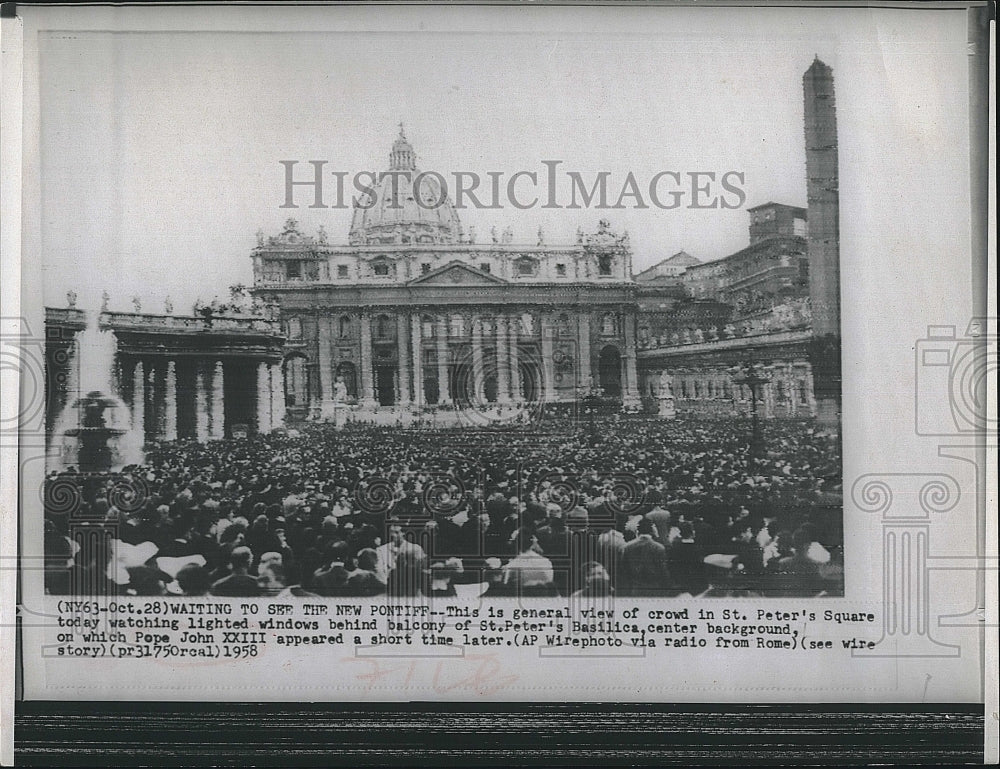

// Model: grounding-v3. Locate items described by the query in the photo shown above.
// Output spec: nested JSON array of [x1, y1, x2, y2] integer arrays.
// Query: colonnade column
[[435, 316, 451, 405], [782, 363, 797, 417], [495, 315, 511, 404], [540, 314, 557, 402], [163, 360, 178, 440], [761, 369, 776, 419], [318, 315, 334, 414], [410, 314, 424, 407], [66, 340, 80, 403], [194, 362, 209, 441], [577, 314, 592, 389], [256, 362, 272, 433], [471, 317, 485, 403], [396, 314, 411, 406], [210, 360, 225, 439], [359, 313, 377, 408], [508, 316, 522, 402], [132, 360, 145, 440], [269, 363, 286, 426], [804, 365, 817, 417]]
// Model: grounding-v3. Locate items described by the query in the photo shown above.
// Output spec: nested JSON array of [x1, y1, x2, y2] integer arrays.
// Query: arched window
[[287, 317, 302, 340], [372, 259, 391, 277], [375, 315, 391, 340]]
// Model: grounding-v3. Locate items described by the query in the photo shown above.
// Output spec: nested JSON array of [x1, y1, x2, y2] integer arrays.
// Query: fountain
[[50, 306, 145, 472]]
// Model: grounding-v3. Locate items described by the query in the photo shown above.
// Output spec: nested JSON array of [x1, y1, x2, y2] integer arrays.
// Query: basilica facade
[[251, 130, 643, 422]]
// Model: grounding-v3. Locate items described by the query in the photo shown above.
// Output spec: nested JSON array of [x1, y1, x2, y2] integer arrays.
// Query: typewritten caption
[[50, 600, 880, 662]]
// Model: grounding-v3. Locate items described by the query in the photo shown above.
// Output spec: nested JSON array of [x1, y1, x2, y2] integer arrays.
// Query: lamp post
[[731, 359, 770, 460]]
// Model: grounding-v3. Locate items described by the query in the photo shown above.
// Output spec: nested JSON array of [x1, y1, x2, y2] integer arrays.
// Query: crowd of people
[[43, 414, 844, 599]]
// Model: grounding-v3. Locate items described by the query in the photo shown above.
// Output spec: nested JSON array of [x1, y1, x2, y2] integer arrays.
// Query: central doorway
[[598, 346, 622, 398], [375, 365, 396, 406]]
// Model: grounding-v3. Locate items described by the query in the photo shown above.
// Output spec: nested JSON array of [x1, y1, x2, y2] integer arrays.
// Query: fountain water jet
[[50, 310, 145, 472]]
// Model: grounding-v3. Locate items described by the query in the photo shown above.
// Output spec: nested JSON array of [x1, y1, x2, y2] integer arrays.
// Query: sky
[[35, 5, 971, 312]]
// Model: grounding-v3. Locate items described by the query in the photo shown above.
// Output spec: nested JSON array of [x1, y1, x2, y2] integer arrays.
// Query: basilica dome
[[349, 128, 462, 245]]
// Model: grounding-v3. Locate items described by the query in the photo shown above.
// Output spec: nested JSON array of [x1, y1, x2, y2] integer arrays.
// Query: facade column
[[540, 313, 557, 402], [256, 361, 272, 433], [131, 360, 145, 441], [210, 360, 225, 439], [396, 314, 411, 406], [577, 313, 592, 390], [194, 362, 209, 442], [318, 315, 334, 414], [471, 316, 485, 403], [622, 313, 641, 409], [164, 360, 178, 440], [508, 316, 522, 402], [495, 315, 511, 404], [435, 316, 451, 405], [410, 313, 424, 407], [359, 313, 377, 408], [269, 362, 286, 427]]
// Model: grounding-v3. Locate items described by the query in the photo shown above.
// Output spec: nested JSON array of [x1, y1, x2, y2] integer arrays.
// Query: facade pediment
[[408, 261, 508, 286]]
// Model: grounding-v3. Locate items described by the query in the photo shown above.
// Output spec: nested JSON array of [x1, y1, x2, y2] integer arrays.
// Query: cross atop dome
[[390, 122, 416, 170]]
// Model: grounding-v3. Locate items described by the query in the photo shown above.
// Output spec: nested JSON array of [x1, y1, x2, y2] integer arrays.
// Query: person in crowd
[[313, 541, 352, 597], [375, 520, 427, 585], [668, 522, 707, 596], [174, 564, 213, 596], [502, 529, 556, 596], [345, 548, 385, 597], [258, 561, 317, 598], [210, 546, 260, 597], [617, 517, 670, 596], [572, 561, 614, 598]]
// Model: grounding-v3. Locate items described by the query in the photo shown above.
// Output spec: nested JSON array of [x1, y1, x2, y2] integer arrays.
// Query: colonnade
[[659, 360, 816, 418], [129, 358, 285, 441]]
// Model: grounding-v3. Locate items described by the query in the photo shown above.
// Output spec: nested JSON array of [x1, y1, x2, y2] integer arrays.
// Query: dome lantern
[[350, 127, 461, 245]]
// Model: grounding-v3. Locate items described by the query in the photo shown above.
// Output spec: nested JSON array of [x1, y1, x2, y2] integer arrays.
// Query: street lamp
[[730, 359, 771, 460]]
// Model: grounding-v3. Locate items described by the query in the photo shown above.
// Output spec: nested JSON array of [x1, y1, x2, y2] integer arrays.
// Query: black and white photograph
[[2, 3, 993, 762], [37, 22, 846, 604]]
